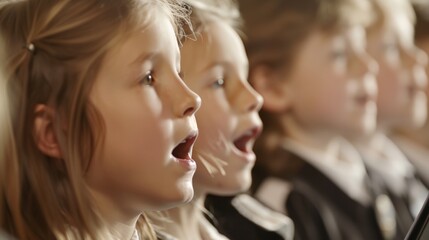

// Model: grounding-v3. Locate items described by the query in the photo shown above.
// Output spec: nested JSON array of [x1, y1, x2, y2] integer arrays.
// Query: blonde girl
[[0, 0, 201, 239], [151, 0, 293, 239]]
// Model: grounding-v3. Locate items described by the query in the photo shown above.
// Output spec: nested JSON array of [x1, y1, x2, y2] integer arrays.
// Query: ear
[[250, 65, 293, 113], [33, 104, 63, 159]]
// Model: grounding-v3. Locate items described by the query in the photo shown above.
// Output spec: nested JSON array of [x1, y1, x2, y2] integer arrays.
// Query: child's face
[[417, 38, 429, 123], [283, 26, 378, 137], [367, 15, 428, 129], [417, 39, 429, 78], [87, 15, 201, 211], [181, 21, 263, 195]]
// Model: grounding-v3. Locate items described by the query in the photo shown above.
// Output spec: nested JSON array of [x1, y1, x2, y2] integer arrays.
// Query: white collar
[[130, 230, 139, 240], [354, 133, 414, 196], [155, 218, 229, 240], [282, 137, 371, 205], [391, 135, 429, 185], [199, 217, 230, 240]]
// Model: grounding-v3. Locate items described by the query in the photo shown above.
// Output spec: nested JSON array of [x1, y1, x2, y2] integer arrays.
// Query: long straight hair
[[0, 0, 189, 239]]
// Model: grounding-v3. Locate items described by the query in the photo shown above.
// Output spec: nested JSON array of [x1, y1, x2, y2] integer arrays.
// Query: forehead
[[181, 21, 248, 69], [103, 14, 179, 66]]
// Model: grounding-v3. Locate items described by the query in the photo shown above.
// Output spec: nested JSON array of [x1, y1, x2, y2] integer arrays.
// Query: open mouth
[[233, 127, 262, 153], [355, 96, 369, 105], [408, 86, 422, 97], [355, 93, 374, 106], [172, 134, 197, 160]]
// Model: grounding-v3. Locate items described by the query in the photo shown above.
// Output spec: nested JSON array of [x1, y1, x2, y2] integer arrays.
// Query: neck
[[155, 193, 206, 240], [394, 123, 429, 149], [350, 129, 387, 154], [283, 117, 339, 155], [90, 189, 140, 240]]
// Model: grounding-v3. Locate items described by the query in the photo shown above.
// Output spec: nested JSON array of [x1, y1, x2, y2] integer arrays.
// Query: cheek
[[195, 111, 231, 152], [195, 99, 232, 144], [377, 62, 403, 99], [97, 101, 171, 166]]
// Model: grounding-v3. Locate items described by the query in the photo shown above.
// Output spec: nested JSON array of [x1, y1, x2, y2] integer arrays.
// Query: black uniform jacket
[[251, 147, 403, 240], [205, 194, 294, 240]]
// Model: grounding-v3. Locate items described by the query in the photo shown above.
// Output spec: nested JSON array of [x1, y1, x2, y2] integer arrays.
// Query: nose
[[406, 48, 428, 88], [404, 47, 428, 68], [352, 51, 378, 96], [172, 77, 201, 118], [236, 81, 263, 113], [355, 51, 379, 77]]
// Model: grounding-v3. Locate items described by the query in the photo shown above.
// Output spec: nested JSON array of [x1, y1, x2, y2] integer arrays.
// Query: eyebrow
[[203, 61, 248, 73], [130, 52, 157, 66], [131, 50, 182, 71]]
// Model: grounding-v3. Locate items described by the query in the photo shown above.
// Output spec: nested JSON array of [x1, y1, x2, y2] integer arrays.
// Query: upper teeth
[[243, 130, 253, 137]]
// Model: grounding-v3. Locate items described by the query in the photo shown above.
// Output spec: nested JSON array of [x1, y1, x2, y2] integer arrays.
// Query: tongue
[[234, 136, 250, 153], [173, 142, 187, 159]]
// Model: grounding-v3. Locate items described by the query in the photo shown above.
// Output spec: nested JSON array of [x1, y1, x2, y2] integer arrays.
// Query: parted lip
[[355, 90, 376, 105], [233, 126, 262, 153], [172, 132, 198, 160]]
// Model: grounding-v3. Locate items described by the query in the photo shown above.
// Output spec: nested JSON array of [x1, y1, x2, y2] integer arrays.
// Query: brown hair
[[0, 37, 11, 236], [0, 0, 188, 239], [237, 0, 373, 177], [414, 1, 429, 42]]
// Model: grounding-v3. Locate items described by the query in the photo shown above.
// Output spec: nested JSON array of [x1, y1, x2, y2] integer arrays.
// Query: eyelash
[[331, 49, 347, 60], [178, 71, 185, 79], [140, 71, 155, 86], [383, 43, 399, 53]]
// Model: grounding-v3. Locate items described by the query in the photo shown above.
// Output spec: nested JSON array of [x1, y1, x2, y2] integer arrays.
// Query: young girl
[[151, 0, 293, 239], [351, 0, 429, 236], [0, 0, 201, 239], [239, 0, 402, 239]]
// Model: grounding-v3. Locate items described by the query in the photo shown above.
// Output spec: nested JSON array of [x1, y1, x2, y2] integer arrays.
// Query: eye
[[140, 71, 155, 86], [383, 42, 398, 52], [382, 42, 400, 61], [178, 71, 185, 80], [212, 78, 225, 88], [331, 49, 347, 60]]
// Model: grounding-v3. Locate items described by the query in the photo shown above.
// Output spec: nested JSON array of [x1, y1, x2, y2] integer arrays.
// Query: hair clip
[[26, 43, 35, 52]]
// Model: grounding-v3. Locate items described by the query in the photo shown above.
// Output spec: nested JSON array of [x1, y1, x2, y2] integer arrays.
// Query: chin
[[176, 181, 195, 203], [214, 179, 252, 196], [148, 185, 195, 210]]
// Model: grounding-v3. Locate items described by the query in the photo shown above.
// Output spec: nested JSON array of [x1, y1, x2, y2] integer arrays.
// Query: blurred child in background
[[239, 0, 402, 239], [151, 0, 293, 239], [0, 0, 200, 239], [391, 0, 429, 187], [351, 0, 429, 236]]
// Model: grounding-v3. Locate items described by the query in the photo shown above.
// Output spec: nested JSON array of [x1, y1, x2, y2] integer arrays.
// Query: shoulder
[[231, 194, 294, 240]]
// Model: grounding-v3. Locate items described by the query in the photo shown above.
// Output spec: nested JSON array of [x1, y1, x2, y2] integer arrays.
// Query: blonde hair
[[237, 0, 374, 177], [185, 0, 242, 35], [367, 0, 415, 33], [0, 0, 189, 239]]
